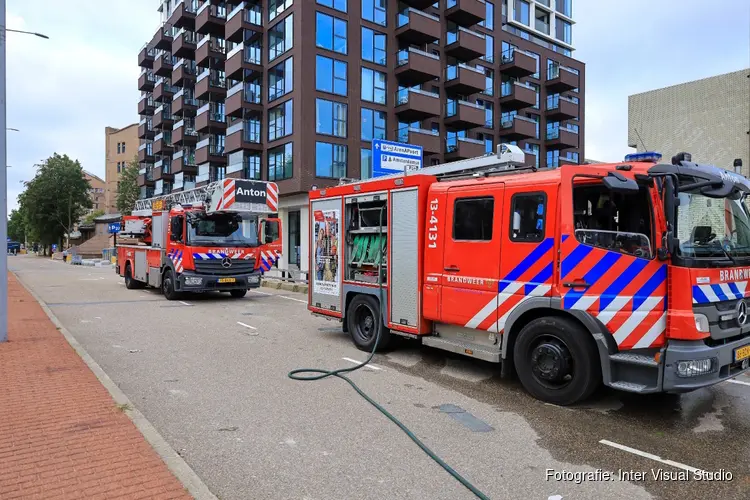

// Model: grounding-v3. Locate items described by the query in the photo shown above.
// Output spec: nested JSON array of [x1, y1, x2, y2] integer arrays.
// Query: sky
[[5, 0, 750, 211]]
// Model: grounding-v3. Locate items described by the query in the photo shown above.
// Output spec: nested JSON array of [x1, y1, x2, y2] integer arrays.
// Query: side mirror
[[603, 172, 640, 193], [263, 220, 277, 244], [170, 218, 183, 241]]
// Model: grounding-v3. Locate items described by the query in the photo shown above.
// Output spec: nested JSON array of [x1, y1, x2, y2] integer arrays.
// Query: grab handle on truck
[[444, 265, 460, 272], [563, 279, 590, 289]]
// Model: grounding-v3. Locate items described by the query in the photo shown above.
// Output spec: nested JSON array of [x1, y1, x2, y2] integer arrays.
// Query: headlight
[[248, 276, 260, 283], [676, 358, 716, 377], [694, 314, 710, 333], [184, 276, 203, 286]]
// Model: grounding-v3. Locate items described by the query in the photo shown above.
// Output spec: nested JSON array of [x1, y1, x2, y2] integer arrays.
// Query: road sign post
[[372, 139, 423, 178]]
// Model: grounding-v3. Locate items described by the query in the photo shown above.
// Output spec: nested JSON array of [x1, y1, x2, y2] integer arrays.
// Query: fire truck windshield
[[675, 192, 750, 262], [187, 213, 259, 247]]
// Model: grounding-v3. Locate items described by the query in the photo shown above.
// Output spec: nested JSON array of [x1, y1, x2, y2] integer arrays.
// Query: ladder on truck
[[133, 181, 223, 215], [338, 143, 530, 186]]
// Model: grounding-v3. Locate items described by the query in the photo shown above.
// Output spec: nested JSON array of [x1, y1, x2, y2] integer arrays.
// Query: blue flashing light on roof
[[624, 152, 663, 163]]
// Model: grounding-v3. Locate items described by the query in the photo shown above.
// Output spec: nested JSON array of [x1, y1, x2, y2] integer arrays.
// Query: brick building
[[104, 124, 140, 213]]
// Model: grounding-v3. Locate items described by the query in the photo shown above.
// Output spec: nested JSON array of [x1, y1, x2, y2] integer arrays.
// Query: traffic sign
[[108, 223, 121, 234], [372, 139, 423, 178]]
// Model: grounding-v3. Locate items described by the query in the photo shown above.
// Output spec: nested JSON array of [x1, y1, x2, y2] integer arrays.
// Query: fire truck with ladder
[[308, 143, 750, 405], [116, 179, 282, 300]]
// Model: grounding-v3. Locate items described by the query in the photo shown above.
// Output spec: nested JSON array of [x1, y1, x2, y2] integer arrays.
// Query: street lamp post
[[1, 4, 49, 342]]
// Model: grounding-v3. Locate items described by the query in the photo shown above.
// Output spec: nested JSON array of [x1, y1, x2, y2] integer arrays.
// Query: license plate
[[734, 345, 750, 362], [218, 278, 236, 284]]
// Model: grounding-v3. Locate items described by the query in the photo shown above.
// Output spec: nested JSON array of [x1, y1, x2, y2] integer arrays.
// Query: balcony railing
[[396, 7, 440, 28], [446, 135, 484, 153], [500, 46, 534, 65], [547, 63, 578, 80], [500, 80, 535, 97], [396, 46, 439, 67], [546, 124, 579, 139], [546, 94, 577, 110], [445, 99, 483, 117], [197, 2, 227, 18], [446, 62, 484, 80], [446, 26, 485, 45], [397, 126, 438, 144], [395, 87, 439, 105], [500, 114, 537, 128]]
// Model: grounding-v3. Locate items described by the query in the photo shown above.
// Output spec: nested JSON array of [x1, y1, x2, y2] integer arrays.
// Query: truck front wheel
[[162, 270, 179, 301], [347, 294, 392, 352], [513, 317, 601, 405], [230, 289, 247, 298]]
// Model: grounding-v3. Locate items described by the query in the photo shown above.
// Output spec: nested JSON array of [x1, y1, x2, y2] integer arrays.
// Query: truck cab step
[[609, 381, 656, 393], [609, 352, 660, 368], [422, 336, 501, 363]]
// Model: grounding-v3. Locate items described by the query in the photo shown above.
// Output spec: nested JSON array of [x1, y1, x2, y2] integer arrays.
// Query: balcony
[[138, 94, 156, 116], [172, 88, 199, 116], [395, 8, 440, 45], [499, 48, 537, 78], [546, 125, 579, 150], [172, 58, 197, 86], [226, 121, 262, 153], [195, 70, 226, 101], [400, 0, 438, 8], [445, 27, 485, 61], [225, 43, 262, 80], [524, 150, 539, 168], [196, 36, 226, 69], [138, 70, 156, 91], [172, 29, 197, 58], [445, 137, 485, 161], [546, 64, 579, 93], [445, 0, 485, 27], [559, 155, 580, 166], [395, 48, 441, 87], [226, 2, 263, 43], [196, 137, 227, 165], [137, 167, 155, 187], [499, 81, 537, 111], [138, 142, 154, 163], [153, 158, 175, 181], [499, 115, 537, 141], [444, 100, 485, 130], [152, 105, 174, 130], [172, 119, 198, 146], [545, 95, 578, 121], [196, 103, 227, 133], [397, 127, 441, 156], [444, 63, 485, 96], [153, 78, 177, 102], [395, 88, 440, 122], [138, 45, 155, 68], [153, 53, 174, 77], [196, 2, 227, 36], [171, 148, 198, 174], [226, 82, 262, 117], [167, 0, 198, 30], [138, 119, 154, 140], [172, 172, 197, 191], [151, 24, 173, 51], [153, 132, 174, 155]]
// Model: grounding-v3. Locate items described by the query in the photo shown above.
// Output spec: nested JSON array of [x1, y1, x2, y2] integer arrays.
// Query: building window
[[528, 51, 540, 79], [511, 193, 546, 242], [362, 0, 386, 26], [524, 143, 540, 168], [315, 142, 347, 178], [116, 142, 121, 154], [556, 18, 572, 44], [479, 1, 494, 30], [117, 162, 121, 173], [122, 143, 126, 153], [479, 133, 494, 154], [535, 9, 550, 35], [269, 0, 292, 21], [556, 0, 572, 17], [483, 34, 494, 62], [477, 99, 493, 128], [268, 142, 293, 181], [361, 67, 386, 104], [529, 82, 540, 109], [361, 27, 386, 65], [316, 12, 347, 54], [360, 108, 386, 142], [317, 0, 347, 12], [269, 14, 293, 61], [316, 55, 347, 96], [546, 149, 559, 168], [514, 0, 530, 25], [268, 56, 293, 102], [453, 197, 494, 241], [268, 100, 293, 142], [361, 148, 372, 179], [316, 98, 348, 138]]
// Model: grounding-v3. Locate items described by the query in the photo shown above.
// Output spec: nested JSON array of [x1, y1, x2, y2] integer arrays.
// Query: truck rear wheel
[[347, 294, 391, 352], [162, 270, 179, 301], [513, 317, 600, 405], [124, 264, 144, 290]]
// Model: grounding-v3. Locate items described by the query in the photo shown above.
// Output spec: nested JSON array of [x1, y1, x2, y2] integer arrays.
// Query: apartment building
[[83, 171, 106, 213], [104, 124, 139, 213], [137, 0, 585, 277]]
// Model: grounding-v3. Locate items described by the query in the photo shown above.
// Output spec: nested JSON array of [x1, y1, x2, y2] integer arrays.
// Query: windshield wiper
[[713, 244, 738, 266]]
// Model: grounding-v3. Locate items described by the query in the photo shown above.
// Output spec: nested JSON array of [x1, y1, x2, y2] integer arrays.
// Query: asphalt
[[9, 254, 750, 500]]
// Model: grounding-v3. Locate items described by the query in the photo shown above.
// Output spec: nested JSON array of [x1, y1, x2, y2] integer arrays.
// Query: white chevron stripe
[[613, 296, 662, 344], [464, 281, 524, 329], [700, 285, 720, 303], [738, 281, 748, 297], [633, 311, 667, 349], [719, 283, 734, 299], [490, 285, 552, 333], [568, 294, 598, 312], [596, 296, 632, 326]]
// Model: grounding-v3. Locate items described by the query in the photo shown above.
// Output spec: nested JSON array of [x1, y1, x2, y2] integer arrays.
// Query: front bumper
[[662, 337, 750, 392], [175, 271, 262, 292]]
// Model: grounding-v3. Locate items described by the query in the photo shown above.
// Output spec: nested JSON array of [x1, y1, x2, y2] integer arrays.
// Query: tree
[[117, 156, 140, 216], [18, 153, 92, 249], [7, 209, 25, 242], [83, 209, 105, 224]]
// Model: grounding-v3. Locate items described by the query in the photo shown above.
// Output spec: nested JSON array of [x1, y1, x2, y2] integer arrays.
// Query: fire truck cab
[[309, 145, 750, 405]]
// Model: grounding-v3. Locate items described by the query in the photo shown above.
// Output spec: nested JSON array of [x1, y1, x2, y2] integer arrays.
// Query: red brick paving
[[0, 273, 193, 499]]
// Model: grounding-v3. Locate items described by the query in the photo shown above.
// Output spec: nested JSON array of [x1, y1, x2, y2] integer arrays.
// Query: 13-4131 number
[[428, 198, 439, 249]]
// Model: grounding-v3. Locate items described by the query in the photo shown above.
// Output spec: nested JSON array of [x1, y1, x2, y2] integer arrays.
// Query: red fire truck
[[116, 179, 282, 300], [308, 144, 750, 404]]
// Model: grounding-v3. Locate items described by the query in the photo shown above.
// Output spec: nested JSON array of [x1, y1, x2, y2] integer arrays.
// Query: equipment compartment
[[345, 196, 387, 284]]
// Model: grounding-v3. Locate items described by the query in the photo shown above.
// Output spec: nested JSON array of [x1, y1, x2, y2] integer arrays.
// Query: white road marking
[[250, 290, 272, 296], [599, 440, 704, 474], [727, 379, 750, 387], [342, 357, 383, 371], [78, 278, 101, 281], [237, 321, 257, 330], [179, 301, 191, 306], [277, 295, 307, 304]]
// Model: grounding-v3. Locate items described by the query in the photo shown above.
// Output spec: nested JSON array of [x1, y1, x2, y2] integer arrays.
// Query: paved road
[[10, 255, 750, 500]]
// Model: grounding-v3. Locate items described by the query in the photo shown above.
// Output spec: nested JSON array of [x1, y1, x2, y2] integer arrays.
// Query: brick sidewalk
[[0, 274, 192, 500]]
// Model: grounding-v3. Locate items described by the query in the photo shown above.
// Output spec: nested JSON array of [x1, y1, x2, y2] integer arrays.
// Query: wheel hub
[[530, 341, 571, 382], [356, 307, 375, 339]]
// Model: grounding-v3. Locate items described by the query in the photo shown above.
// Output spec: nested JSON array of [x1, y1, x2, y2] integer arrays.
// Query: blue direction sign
[[372, 139, 423, 178], [108, 223, 121, 234]]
